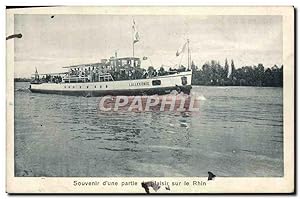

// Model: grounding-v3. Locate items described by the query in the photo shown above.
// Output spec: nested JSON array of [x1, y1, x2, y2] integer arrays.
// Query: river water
[[14, 82, 283, 177]]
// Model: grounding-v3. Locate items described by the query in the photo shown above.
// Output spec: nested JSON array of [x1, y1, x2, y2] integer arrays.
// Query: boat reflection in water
[[98, 91, 204, 113]]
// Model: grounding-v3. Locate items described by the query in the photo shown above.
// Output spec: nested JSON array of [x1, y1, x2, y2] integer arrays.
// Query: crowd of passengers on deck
[[37, 65, 189, 83]]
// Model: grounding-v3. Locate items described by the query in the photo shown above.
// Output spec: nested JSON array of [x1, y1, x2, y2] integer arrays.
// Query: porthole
[[73, 86, 75, 89], [106, 85, 108, 88], [152, 80, 161, 86], [95, 86, 97, 88], [80, 86, 81, 88], [68, 86, 70, 88], [64, 86, 66, 88], [87, 86, 89, 88], [100, 85, 102, 88]]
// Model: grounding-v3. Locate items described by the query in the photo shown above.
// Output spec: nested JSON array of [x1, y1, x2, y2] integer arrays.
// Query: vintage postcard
[[6, 6, 294, 194]]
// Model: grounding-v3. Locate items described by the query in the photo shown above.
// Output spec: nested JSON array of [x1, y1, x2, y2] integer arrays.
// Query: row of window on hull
[[64, 85, 108, 89], [62, 80, 163, 89]]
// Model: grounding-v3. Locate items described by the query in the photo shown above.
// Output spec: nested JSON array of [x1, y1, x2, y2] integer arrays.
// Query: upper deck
[[63, 57, 141, 69], [31, 56, 190, 84]]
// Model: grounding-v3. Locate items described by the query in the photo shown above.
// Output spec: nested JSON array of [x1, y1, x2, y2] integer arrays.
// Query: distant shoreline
[[14, 78, 31, 82]]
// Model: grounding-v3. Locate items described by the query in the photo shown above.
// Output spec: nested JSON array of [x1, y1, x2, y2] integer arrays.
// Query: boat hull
[[30, 85, 192, 97], [29, 71, 192, 97]]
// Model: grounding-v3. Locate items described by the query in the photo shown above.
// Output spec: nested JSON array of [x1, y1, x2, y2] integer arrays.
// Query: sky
[[13, 14, 282, 78]]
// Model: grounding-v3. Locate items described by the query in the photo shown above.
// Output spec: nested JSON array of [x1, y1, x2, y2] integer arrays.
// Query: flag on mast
[[132, 19, 140, 43], [176, 42, 187, 56]]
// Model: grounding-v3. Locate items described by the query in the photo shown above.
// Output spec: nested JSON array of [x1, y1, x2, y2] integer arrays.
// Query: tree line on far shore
[[191, 59, 283, 87], [14, 58, 284, 87]]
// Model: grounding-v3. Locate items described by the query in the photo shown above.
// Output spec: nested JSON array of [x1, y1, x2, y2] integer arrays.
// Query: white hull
[[30, 71, 192, 96]]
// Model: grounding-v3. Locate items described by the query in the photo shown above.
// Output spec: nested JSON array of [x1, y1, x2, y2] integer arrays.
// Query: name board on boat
[[129, 82, 150, 87]]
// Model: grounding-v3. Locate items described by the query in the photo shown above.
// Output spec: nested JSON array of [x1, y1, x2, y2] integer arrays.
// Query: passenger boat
[[29, 62, 192, 97], [29, 20, 192, 97]]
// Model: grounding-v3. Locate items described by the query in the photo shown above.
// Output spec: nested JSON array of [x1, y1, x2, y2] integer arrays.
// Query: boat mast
[[132, 19, 139, 58], [187, 39, 190, 70], [132, 31, 135, 57], [132, 19, 135, 57]]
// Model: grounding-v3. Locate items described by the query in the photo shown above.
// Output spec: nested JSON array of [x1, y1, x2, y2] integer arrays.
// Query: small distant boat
[[29, 20, 193, 97]]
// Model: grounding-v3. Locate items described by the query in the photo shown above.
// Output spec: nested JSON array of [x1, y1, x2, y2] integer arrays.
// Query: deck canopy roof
[[31, 72, 68, 76], [62, 62, 101, 69], [62, 57, 141, 69]]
